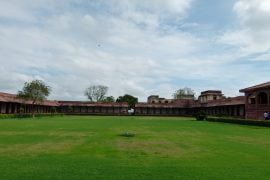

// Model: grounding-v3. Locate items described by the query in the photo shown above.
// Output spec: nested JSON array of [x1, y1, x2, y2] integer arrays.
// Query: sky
[[0, 0, 270, 101]]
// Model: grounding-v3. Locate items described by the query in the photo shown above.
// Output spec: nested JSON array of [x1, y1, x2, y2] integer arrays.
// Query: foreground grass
[[0, 116, 270, 180]]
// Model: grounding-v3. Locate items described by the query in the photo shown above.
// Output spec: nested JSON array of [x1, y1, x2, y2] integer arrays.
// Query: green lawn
[[0, 116, 270, 180]]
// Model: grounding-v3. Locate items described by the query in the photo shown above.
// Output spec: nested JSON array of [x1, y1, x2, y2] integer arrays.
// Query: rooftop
[[136, 96, 245, 108], [201, 96, 245, 107], [0, 92, 59, 106], [200, 90, 222, 95], [239, 82, 270, 92], [0, 92, 128, 107], [59, 101, 128, 107]]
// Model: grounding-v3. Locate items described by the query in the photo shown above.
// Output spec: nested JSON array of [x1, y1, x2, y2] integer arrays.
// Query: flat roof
[[0, 92, 128, 107], [201, 90, 222, 94]]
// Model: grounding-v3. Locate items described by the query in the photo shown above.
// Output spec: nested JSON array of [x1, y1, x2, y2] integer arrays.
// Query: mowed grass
[[0, 116, 270, 180]]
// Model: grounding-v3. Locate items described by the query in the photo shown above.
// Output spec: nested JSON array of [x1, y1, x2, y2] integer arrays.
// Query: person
[[264, 112, 268, 120], [267, 112, 270, 120]]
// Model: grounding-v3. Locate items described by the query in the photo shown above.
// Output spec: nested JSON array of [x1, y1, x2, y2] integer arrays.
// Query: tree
[[84, 85, 108, 102], [116, 94, 138, 108], [173, 87, 195, 99], [102, 96, 115, 102], [17, 80, 51, 117], [67, 106, 74, 113]]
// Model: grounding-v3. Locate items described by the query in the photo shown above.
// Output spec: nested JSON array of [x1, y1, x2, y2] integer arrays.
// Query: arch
[[257, 92, 268, 104]]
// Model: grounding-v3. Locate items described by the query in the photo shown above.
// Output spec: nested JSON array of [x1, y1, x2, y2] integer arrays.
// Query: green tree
[[102, 96, 115, 102], [17, 80, 51, 117], [67, 106, 74, 113], [84, 85, 108, 102], [116, 94, 138, 108], [173, 87, 195, 99]]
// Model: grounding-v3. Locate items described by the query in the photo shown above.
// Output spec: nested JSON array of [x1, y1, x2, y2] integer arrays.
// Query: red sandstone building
[[240, 82, 270, 120], [0, 92, 128, 115], [0, 82, 269, 120], [135, 93, 245, 118]]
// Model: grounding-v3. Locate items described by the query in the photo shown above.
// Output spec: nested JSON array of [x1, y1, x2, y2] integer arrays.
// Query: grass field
[[0, 116, 270, 180]]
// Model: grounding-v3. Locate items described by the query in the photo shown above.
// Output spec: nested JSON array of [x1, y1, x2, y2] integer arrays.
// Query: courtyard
[[0, 116, 270, 179]]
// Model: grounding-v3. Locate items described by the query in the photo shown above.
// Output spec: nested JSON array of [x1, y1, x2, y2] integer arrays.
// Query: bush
[[194, 111, 207, 121], [51, 107, 57, 114], [67, 106, 74, 113], [206, 117, 270, 127], [216, 113, 226, 117], [16, 114, 32, 118], [0, 114, 17, 119], [0, 113, 64, 119], [19, 107, 25, 114]]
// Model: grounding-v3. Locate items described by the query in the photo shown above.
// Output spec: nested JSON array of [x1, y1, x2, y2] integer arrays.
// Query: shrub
[[206, 117, 270, 127], [0, 114, 16, 119], [16, 114, 32, 119], [51, 107, 57, 114], [19, 107, 25, 114], [0, 113, 64, 119], [216, 113, 226, 117], [67, 106, 74, 113], [194, 111, 207, 121]]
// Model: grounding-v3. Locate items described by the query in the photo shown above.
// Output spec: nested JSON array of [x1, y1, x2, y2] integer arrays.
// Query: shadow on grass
[[118, 132, 135, 138]]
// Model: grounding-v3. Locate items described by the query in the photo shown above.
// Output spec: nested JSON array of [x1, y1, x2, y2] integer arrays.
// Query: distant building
[[175, 94, 195, 100], [147, 95, 174, 104], [198, 90, 224, 103], [147, 94, 194, 104], [0, 92, 128, 115], [136, 94, 245, 118]]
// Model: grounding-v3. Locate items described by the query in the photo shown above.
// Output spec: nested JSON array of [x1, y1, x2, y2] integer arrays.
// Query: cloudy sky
[[0, 0, 270, 101]]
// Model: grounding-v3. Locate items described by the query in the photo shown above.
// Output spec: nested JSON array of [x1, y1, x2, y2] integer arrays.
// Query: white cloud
[[0, 0, 201, 101], [1, 0, 269, 102], [107, 0, 192, 15], [220, 0, 270, 55]]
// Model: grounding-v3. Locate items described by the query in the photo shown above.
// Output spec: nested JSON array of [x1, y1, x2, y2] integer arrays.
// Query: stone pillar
[[115, 107, 120, 114], [101, 107, 106, 114], [0, 102, 3, 114], [138, 107, 142, 115], [234, 106, 238, 116], [14, 104, 18, 114], [9, 103, 12, 114], [3, 103, 6, 114]]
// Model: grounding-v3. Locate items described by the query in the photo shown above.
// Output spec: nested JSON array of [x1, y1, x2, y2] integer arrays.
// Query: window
[[258, 92, 268, 104], [248, 94, 256, 104], [250, 98, 256, 104]]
